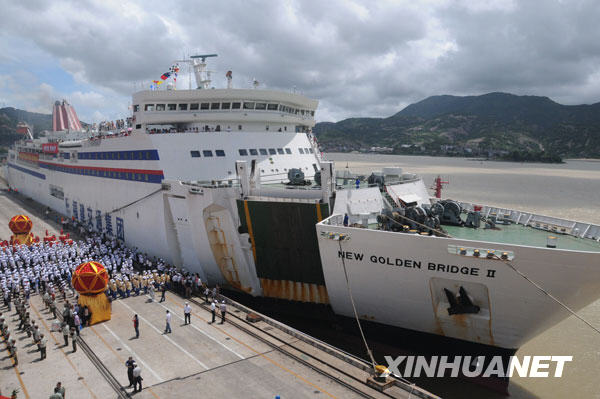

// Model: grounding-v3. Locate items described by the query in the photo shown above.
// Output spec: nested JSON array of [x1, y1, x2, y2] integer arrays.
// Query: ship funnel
[[52, 99, 82, 132]]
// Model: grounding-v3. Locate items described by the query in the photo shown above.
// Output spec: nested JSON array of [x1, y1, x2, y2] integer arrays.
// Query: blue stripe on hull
[[8, 163, 46, 180]]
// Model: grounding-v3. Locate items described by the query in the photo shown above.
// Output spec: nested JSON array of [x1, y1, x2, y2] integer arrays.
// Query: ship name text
[[338, 251, 496, 278]]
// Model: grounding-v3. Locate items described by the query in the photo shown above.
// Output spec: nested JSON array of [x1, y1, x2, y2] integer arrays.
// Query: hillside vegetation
[[314, 92, 600, 159]]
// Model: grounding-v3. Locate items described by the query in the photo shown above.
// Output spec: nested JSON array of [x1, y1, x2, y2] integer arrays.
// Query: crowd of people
[[1, 221, 228, 397]]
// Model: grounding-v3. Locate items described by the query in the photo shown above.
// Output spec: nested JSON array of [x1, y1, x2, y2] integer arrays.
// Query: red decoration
[[72, 261, 109, 294], [9, 214, 33, 235]]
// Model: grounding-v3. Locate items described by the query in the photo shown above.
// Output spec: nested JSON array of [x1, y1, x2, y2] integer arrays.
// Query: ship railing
[[458, 200, 600, 240]]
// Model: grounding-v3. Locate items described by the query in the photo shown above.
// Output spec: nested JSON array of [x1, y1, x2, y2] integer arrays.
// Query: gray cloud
[[1, 0, 599, 122]]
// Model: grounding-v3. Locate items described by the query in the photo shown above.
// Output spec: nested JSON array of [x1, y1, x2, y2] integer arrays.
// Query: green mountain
[[314, 92, 600, 158], [0, 107, 52, 146]]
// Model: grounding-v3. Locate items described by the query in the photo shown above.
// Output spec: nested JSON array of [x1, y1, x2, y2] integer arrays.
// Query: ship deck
[[443, 223, 600, 252]]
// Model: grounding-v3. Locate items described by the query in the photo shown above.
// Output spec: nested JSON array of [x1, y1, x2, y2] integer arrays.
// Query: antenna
[[175, 53, 218, 89], [190, 54, 218, 62]]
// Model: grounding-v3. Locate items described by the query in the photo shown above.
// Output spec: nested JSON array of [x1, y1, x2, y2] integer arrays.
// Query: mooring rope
[[495, 254, 600, 335], [337, 239, 377, 371]]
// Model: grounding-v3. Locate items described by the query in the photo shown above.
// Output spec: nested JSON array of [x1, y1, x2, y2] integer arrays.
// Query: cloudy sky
[[1, 0, 599, 123]]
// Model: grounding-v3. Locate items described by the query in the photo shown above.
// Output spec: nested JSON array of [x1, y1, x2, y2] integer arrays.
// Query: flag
[[153, 80, 163, 86], [160, 71, 171, 80]]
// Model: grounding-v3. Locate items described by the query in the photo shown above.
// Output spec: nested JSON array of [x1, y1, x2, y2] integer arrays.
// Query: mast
[[174, 54, 218, 89]]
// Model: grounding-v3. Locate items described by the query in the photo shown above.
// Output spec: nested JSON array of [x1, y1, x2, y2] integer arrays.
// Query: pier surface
[[0, 181, 439, 399]]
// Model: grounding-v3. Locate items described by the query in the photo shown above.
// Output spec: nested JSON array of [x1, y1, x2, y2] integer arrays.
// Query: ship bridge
[[132, 89, 318, 134]]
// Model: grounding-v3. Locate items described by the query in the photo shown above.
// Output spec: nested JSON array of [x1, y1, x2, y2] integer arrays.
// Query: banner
[[42, 143, 59, 154]]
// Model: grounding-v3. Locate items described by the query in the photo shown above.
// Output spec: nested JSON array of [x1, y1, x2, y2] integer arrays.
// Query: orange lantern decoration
[[72, 261, 111, 324], [72, 261, 109, 294], [8, 214, 34, 245]]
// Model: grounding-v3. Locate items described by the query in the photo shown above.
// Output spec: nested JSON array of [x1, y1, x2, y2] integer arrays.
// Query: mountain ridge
[[314, 92, 600, 158]]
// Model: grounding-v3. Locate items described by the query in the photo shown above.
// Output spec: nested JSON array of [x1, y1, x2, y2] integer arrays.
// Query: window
[[267, 103, 278, 111], [190, 103, 199, 110], [243, 102, 255, 110], [144, 104, 154, 111], [305, 148, 310, 153], [221, 102, 230, 110], [168, 104, 177, 111], [190, 150, 200, 158], [277, 148, 284, 154], [156, 104, 165, 111], [309, 148, 314, 153], [232, 102, 241, 109], [285, 148, 292, 154], [200, 103, 209, 110], [133, 105, 140, 112], [211, 103, 220, 110], [215, 150, 225, 157], [239, 149, 248, 156], [259, 148, 268, 155], [178, 104, 188, 111], [299, 148, 304, 154], [255, 103, 267, 110], [203, 150, 213, 157], [136, 124, 141, 129], [238, 125, 242, 130], [249, 149, 258, 155], [268, 148, 276, 155]]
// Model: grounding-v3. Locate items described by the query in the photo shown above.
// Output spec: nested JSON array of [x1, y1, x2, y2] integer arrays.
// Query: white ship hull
[[316, 214, 600, 350]]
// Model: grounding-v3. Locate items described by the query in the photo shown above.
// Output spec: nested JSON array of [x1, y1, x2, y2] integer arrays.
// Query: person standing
[[39, 333, 47, 360], [70, 327, 77, 352], [164, 310, 172, 334], [133, 315, 139, 338], [204, 287, 210, 303], [210, 300, 216, 324], [183, 303, 191, 325], [9, 338, 17, 366], [49, 300, 57, 319], [132, 363, 142, 393], [125, 357, 135, 388], [73, 313, 81, 336], [219, 300, 227, 324], [148, 284, 155, 302], [159, 283, 166, 303], [62, 322, 69, 347]]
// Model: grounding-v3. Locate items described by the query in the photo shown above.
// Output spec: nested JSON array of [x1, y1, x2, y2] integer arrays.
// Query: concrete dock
[[0, 182, 440, 399]]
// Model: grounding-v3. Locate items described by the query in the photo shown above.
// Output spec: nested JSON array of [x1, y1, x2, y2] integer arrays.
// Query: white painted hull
[[316, 220, 600, 350]]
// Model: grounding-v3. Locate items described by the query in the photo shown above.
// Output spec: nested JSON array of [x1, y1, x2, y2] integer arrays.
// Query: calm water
[[328, 153, 600, 399]]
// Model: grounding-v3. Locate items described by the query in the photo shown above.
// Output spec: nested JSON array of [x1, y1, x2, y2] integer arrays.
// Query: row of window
[[189, 147, 314, 158], [190, 150, 226, 158], [75, 149, 160, 161], [136, 102, 314, 117], [39, 162, 163, 184]]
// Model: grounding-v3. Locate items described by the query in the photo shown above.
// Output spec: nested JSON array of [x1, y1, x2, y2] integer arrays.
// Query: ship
[[5, 55, 600, 384]]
